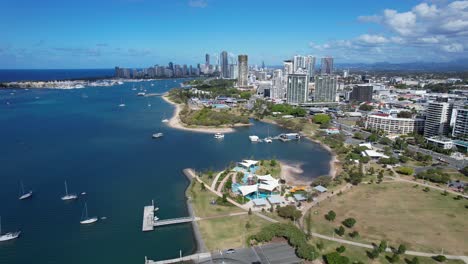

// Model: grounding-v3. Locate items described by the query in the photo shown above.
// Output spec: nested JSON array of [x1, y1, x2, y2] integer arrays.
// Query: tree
[[396, 167, 414, 175], [277, 205, 302, 221], [378, 240, 387, 253], [312, 175, 332, 187], [397, 111, 413, 118], [387, 253, 400, 263], [359, 104, 373, 111], [407, 257, 420, 264], [313, 113, 331, 124], [342, 218, 356, 228], [248, 208, 252, 215], [240, 91, 251, 100], [270, 159, 277, 166], [460, 166, 468, 177], [367, 133, 379, 142], [432, 255, 447, 262], [379, 137, 392, 145], [336, 245, 346, 253], [349, 231, 359, 238], [325, 210, 336, 221], [324, 252, 350, 264], [396, 244, 406, 255], [245, 221, 251, 229], [335, 226, 345, 236], [201, 183, 206, 191], [367, 248, 380, 259], [353, 132, 365, 140], [378, 170, 384, 183]]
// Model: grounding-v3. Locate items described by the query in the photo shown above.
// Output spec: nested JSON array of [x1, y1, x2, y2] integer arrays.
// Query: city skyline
[[1, 0, 468, 69]]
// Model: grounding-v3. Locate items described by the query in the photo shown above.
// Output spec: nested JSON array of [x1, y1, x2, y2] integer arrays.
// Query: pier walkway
[[153, 216, 194, 227]]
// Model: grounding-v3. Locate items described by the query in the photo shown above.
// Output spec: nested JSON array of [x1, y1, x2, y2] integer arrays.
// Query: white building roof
[[237, 185, 258, 196], [259, 181, 279, 192], [361, 150, 389, 159], [314, 185, 328, 193], [256, 174, 276, 182], [240, 159, 259, 167]]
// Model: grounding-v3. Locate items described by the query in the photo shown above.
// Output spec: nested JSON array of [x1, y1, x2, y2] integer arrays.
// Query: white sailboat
[[19, 181, 33, 200], [265, 128, 273, 143], [0, 217, 20, 242], [61, 181, 77, 201], [80, 203, 98, 225], [214, 133, 224, 139]]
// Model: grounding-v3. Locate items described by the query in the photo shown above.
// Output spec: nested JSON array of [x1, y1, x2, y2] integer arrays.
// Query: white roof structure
[[256, 174, 275, 182], [359, 143, 373, 150], [237, 185, 258, 196], [314, 185, 328, 193], [259, 182, 278, 192], [361, 150, 389, 159], [252, 198, 267, 206], [267, 195, 285, 204], [239, 159, 259, 168]]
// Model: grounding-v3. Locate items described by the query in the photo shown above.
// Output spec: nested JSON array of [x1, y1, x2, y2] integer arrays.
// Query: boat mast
[[20, 181, 25, 195], [84, 203, 88, 219], [64, 181, 69, 196]]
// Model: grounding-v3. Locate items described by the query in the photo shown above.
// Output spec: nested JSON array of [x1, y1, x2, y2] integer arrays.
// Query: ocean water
[[0, 78, 331, 264]]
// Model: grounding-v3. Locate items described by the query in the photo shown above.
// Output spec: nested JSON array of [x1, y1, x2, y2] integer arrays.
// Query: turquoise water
[[0, 79, 331, 264]]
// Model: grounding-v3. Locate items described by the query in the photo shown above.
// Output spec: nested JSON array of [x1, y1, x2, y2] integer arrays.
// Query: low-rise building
[[365, 114, 425, 135], [425, 136, 454, 150]]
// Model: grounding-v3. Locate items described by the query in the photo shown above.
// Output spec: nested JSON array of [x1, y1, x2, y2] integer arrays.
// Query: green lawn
[[308, 182, 468, 255], [256, 160, 281, 178], [187, 180, 242, 218], [198, 214, 270, 251]]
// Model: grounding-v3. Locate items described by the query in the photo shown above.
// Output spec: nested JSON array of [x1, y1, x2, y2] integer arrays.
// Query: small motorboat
[[152, 133, 164, 139], [137, 92, 146, 96], [161, 119, 169, 123], [214, 133, 224, 139]]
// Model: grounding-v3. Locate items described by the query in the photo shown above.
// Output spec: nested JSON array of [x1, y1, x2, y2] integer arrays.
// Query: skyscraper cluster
[[115, 62, 201, 79]]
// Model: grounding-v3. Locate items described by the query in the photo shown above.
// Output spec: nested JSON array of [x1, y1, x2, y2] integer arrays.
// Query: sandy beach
[[279, 161, 312, 186], [161, 94, 237, 134]]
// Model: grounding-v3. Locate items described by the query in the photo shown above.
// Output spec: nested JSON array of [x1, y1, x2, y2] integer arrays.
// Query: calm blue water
[[0, 79, 331, 264], [0, 69, 114, 82]]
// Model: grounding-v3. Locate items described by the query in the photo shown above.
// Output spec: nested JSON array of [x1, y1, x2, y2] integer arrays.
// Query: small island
[[162, 79, 253, 133]]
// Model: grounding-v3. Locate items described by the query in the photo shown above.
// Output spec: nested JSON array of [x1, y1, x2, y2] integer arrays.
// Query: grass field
[[256, 160, 281, 178], [197, 214, 270, 250], [187, 180, 242, 218], [309, 237, 465, 264], [308, 182, 468, 255]]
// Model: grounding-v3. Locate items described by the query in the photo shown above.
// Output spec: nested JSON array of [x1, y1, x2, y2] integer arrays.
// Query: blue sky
[[1, 0, 467, 68]]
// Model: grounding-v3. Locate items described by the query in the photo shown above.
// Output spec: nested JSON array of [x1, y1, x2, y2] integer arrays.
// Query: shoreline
[[261, 117, 338, 179], [161, 93, 248, 134], [182, 169, 207, 254]]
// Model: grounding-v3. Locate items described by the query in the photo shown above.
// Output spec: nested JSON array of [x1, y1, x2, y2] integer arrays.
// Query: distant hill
[[336, 59, 468, 71]]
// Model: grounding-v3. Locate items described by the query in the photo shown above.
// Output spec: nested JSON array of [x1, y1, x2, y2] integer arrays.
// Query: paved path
[[387, 174, 468, 198], [210, 171, 224, 190], [312, 232, 468, 263], [216, 172, 233, 194]]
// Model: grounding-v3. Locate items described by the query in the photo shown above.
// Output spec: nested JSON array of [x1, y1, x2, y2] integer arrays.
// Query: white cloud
[[442, 43, 464, 52], [188, 0, 208, 8], [382, 9, 417, 36], [357, 34, 388, 44], [412, 3, 438, 17]]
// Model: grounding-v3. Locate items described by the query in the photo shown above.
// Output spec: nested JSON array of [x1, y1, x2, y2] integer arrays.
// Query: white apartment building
[[365, 114, 425, 135]]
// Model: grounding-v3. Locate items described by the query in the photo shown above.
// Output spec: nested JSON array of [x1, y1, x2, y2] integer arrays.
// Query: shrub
[[349, 231, 360, 238], [325, 210, 336, 221], [336, 245, 346, 253], [432, 255, 447, 262], [386, 253, 400, 263], [335, 226, 345, 236], [277, 205, 302, 220], [312, 175, 332, 187], [406, 257, 420, 264], [416, 169, 451, 183], [378, 240, 387, 253], [324, 252, 350, 264], [396, 167, 414, 175], [342, 218, 356, 228], [251, 223, 319, 261]]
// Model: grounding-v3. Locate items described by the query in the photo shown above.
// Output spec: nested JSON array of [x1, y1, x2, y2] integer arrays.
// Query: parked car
[[225, 249, 236, 254]]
